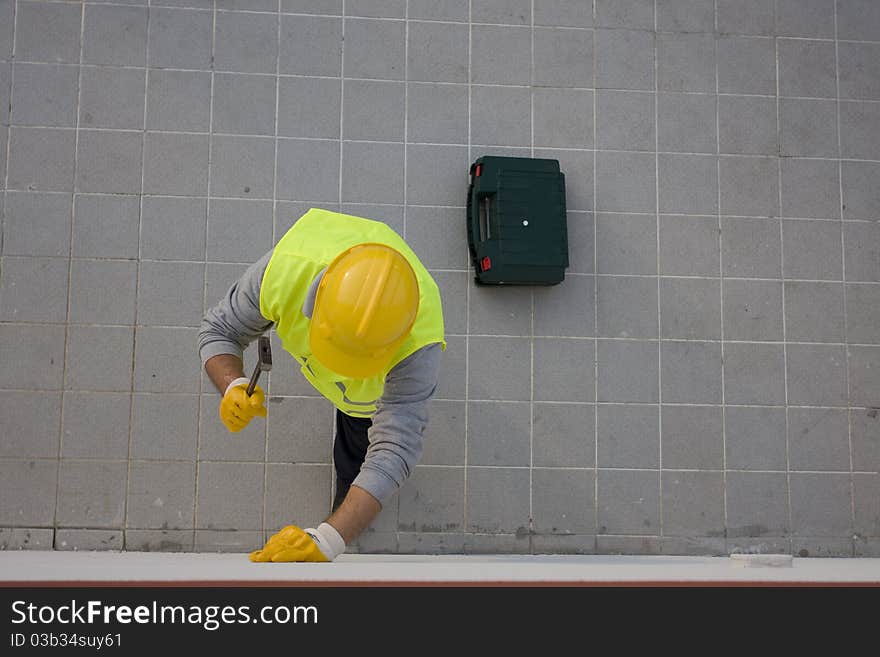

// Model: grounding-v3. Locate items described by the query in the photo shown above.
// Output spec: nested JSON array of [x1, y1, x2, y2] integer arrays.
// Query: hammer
[[246, 336, 273, 396]]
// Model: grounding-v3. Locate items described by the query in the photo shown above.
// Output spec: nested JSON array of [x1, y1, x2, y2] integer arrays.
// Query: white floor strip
[[1, 552, 878, 584]]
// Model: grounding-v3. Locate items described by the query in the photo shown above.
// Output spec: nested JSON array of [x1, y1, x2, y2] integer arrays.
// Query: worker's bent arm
[[204, 353, 247, 396], [324, 344, 442, 546], [351, 343, 442, 503], [199, 252, 274, 390]]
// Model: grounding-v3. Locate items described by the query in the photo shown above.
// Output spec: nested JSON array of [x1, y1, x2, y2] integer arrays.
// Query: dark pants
[[332, 410, 372, 511]]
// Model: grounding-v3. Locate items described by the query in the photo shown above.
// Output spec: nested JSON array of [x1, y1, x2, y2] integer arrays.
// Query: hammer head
[[257, 335, 273, 372], [245, 336, 273, 397]]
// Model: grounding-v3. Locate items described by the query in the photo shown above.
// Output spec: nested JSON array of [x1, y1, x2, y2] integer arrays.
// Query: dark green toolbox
[[466, 156, 568, 285]]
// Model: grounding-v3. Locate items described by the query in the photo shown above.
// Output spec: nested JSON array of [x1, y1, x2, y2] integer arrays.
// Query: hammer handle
[[245, 362, 261, 397]]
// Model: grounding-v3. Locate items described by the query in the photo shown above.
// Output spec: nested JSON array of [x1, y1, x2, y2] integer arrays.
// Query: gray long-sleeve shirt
[[198, 251, 442, 505]]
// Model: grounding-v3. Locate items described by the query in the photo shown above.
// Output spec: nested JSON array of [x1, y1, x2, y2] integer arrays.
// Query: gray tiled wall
[[1, 1, 879, 558]]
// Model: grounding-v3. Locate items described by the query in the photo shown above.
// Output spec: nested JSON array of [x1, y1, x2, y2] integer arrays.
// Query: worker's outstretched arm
[[250, 485, 380, 563], [251, 344, 442, 563], [327, 484, 382, 544]]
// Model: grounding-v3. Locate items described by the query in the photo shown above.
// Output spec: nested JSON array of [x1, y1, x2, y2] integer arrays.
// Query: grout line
[[260, 0, 282, 542], [528, 0, 534, 551], [0, 0, 14, 257], [266, 7, 282, 406], [10, 253, 880, 276], [3, 188, 879, 226], [653, 0, 663, 539], [0, 0, 872, 39], [335, 0, 346, 522], [14, 0, 880, 46], [44, 0, 71, 548], [7, 316, 880, 345], [6, 55, 880, 103], [7, 126, 880, 161], [529, 5, 535, 162], [8, 318, 880, 345], [0, 57, 858, 94], [714, 0, 730, 555], [1, 454, 875, 477], [528, 303, 535, 545], [402, 1, 409, 242], [121, 0, 152, 550], [337, 2, 345, 219], [1, 0, 15, 261], [51, 0, 85, 550], [475, 400, 864, 410], [392, 0, 412, 546], [834, 0, 857, 550], [773, 11, 795, 553], [0, 387, 875, 412], [7, 526, 873, 541], [462, 0, 473, 540], [11, 259, 880, 279], [193, 0, 218, 546], [592, 0, 599, 552]]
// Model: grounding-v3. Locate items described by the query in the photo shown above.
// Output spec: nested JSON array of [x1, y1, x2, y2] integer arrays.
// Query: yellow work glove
[[219, 377, 267, 433], [249, 523, 345, 563]]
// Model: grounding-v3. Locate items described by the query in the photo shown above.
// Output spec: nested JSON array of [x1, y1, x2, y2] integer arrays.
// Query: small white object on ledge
[[729, 553, 794, 568]]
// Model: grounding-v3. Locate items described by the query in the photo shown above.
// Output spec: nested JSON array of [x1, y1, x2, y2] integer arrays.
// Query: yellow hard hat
[[310, 243, 420, 378]]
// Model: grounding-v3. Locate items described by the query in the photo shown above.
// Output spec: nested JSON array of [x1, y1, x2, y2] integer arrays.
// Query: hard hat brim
[[309, 323, 398, 379]]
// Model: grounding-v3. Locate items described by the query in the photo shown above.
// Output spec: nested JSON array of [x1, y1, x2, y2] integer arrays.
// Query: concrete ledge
[[1, 552, 879, 585]]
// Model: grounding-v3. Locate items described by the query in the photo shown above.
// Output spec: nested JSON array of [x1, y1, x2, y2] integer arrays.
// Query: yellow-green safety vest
[[259, 208, 446, 417]]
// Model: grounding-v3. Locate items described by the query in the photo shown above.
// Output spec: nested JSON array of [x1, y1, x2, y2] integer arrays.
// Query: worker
[[198, 208, 445, 563]]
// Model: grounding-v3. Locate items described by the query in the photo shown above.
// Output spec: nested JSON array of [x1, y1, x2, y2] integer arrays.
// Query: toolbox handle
[[471, 192, 495, 244], [480, 196, 491, 241]]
